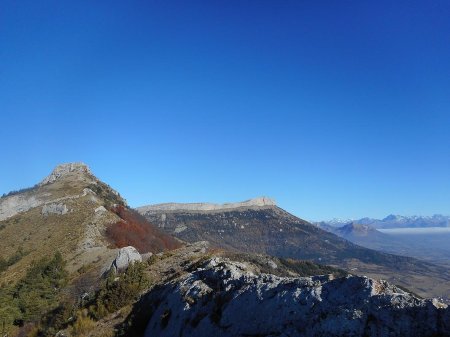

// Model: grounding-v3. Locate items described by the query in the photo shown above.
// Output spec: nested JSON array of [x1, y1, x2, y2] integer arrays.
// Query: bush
[[90, 262, 150, 319], [105, 205, 181, 253], [71, 309, 96, 336], [39, 299, 76, 337], [0, 247, 27, 273]]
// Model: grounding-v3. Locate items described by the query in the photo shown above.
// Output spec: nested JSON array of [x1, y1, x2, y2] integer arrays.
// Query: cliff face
[[39, 162, 93, 186], [137, 196, 276, 213], [142, 257, 450, 337]]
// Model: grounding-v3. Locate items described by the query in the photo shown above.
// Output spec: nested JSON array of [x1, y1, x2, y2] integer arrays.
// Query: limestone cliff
[[143, 257, 450, 337], [137, 196, 276, 213]]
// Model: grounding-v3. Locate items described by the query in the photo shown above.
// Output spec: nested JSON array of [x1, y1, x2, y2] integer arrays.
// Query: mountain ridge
[[137, 196, 276, 213], [319, 214, 450, 229]]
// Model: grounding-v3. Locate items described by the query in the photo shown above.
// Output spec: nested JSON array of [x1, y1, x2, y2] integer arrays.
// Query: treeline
[[279, 258, 348, 278], [1, 185, 38, 198], [0, 252, 67, 336]]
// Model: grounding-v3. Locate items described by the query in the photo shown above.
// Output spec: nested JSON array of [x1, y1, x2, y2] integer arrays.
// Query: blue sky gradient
[[1, 1, 449, 220]]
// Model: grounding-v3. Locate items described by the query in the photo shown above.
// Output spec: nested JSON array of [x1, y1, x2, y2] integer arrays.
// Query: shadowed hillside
[[139, 202, 450, 299]]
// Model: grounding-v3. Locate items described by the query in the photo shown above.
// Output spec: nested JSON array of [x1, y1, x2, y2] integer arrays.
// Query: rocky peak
[[39, 162, 92, 185], [339, 222, 375, 236]]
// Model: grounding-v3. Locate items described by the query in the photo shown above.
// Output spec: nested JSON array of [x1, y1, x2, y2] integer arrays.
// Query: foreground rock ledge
[[143, 257, 450, 337]]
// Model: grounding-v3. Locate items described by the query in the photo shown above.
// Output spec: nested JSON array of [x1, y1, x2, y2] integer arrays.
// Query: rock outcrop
[[137, 196, 276, 213], [111, 246, 142, 272], [143, 257, 450, 337], [0, 194, 41, 221], [41, 203, 69, 216], [40, 162, 92, 185]]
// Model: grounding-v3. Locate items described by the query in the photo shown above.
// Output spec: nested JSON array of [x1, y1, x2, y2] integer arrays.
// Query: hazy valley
[[317, 220, 450, 268]]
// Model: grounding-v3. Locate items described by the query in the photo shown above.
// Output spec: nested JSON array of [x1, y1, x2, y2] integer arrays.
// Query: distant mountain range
[[318, 214, 450, 229]]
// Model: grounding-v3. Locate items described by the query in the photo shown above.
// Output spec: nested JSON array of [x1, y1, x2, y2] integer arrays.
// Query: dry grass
[[0, 191, 113, 284]]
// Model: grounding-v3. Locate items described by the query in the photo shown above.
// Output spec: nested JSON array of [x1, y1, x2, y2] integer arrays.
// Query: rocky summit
[[39, 162, 92, 185], [0, 162, 97, 221]]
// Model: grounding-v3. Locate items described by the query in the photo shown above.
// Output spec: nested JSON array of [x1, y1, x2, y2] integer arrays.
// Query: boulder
[[111, 246, 142, 272], [94, 206, 107, 214], [141, 252, 154, 261], [42, 203, 69, 216]]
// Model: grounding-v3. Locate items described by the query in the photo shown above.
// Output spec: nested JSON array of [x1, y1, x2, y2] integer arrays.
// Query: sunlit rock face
[[143, 258, 450, 337], [110, 246, 142, 272], [39, 162, 92, 185], [137, 196, 276, 213]]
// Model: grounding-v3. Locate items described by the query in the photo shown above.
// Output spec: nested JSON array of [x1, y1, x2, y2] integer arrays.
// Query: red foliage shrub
[[105, 206, 181, 253]]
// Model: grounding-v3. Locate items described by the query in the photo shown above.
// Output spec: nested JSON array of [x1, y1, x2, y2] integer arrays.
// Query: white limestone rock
[[141, 252, 154, 261], [138, 196, 276, 213], [0, 194, 41, 221], [40, 162, 91, 185], [42, 203, 69, 216], [111, 246, 142, 272], [94, 206, 107, 214], [143, 257, 450, 337], [174, 224, 187, 233], [82, 188, 96, 196]]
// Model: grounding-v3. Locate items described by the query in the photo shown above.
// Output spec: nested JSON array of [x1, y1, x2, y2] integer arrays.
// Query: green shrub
[[0, 252, 67, 335], [14, 252, 68, 323], [0, 285, 21, 335], [39, 299, 77, 337], [90, 262, 149, 319], [0, 247, 27, 273]]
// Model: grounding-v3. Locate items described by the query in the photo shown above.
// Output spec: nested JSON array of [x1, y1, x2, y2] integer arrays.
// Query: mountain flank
[[0, 163, 179, 283], [138, 199, 450, 299]]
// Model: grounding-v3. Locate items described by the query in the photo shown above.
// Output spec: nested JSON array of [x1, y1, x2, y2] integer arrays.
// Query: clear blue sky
[[1, 1, 449, 220]]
